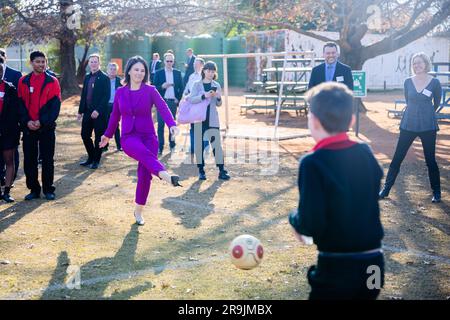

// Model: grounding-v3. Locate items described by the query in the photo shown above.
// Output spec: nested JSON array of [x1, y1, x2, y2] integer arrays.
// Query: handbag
[[177, 97, 210, 124]]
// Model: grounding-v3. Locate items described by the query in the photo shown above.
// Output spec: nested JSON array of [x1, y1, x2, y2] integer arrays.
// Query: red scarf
[[312, 132, 357, 152]]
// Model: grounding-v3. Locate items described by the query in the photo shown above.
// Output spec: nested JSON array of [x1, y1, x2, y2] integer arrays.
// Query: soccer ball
[[229, 235, 264, 270]]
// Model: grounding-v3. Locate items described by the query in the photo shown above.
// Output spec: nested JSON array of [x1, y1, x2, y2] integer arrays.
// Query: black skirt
[[0, 130, 20, 150]]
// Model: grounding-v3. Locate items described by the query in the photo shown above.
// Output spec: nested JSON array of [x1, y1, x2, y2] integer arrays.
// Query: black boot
[[171, 176, 182, 187], [432, 191, 441, 203], [3, 187, 15, 203]]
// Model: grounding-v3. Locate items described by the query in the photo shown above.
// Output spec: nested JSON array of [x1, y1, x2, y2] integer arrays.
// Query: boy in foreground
[[289, 82, 385, 300]]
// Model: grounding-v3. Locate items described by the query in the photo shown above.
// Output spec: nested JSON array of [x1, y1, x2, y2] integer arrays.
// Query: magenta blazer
[[104, 83, 176, 138]]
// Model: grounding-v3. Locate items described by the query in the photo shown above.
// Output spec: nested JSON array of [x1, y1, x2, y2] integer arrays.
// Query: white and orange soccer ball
[[229, 235, 264, 270]]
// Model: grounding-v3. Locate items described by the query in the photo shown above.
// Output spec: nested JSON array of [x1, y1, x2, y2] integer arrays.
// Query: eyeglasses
[[166, 60, 173, 63]]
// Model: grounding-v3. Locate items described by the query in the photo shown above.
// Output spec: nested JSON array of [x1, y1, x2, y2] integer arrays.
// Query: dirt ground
[[0, 88, 449, 300]]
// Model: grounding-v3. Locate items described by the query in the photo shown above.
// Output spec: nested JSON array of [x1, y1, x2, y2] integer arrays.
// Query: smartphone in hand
[[211, 87, 217, 92]]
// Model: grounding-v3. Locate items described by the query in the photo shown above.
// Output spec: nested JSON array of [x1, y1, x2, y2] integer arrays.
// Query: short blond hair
[[411, 52, 431, 74]]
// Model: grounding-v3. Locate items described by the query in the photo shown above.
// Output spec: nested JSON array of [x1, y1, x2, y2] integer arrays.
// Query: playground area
[[0, 89, 449, 300]]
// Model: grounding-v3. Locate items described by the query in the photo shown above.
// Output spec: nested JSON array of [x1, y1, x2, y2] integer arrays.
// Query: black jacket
[[17, 73, 61, 133], [0, 81, 20, 136], [289, 143, 384, 253], [78, 70, 111, 117], [308, 61, 354, 90], [4, 66, 22, 88], [153, 68, 184, 101]]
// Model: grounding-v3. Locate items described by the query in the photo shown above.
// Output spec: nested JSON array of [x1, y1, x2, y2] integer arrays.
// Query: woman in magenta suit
[[100, 56, 181, 226]]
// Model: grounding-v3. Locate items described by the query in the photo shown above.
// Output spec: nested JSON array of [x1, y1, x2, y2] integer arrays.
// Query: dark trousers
[[108, 103, 121, 150], [307, 253, 384, 300], [192, 122, 224, 172], [81, 114, 107, 163], [22, 129, 56, 194], [0, 147, 19, 184], [157, 99, 177, 152], [385, 129, 440, 193]]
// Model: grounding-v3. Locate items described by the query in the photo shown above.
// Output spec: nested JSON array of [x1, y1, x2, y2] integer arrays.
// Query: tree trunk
[[58, 0, 80, 97], [76, 42, 90, 84], [59, 37, 79, 97]]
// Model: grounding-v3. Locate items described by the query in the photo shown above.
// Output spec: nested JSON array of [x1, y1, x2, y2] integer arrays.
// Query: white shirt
[[184, 71, 201, 95], [1, 64, 6, 80], [164, 68, 175, 99]]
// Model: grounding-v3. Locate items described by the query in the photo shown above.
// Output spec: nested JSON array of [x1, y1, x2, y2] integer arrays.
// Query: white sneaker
[[134, 212, 145, 226]]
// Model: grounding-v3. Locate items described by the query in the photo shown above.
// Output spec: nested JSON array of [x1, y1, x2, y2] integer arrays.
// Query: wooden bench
[[241, 94, 308, 116], [387, 100, 406, 118]]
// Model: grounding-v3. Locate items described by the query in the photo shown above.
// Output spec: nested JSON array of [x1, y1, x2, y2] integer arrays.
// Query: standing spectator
[[106, 62, 122, 151], [99, 56, 181, 226], [0, 58, 21, 202], [308, 42, 354, 91], [150, 53, 162, 84], [183, 48, 196, 87], [17, 51, 61, 201], [186, 61, 230, 181], [379, 52, 442, 203], [183, 57, 208, 157], [0, 48, 21, 187], [153, 52, 183, 155], [77, 54, 110, 169]]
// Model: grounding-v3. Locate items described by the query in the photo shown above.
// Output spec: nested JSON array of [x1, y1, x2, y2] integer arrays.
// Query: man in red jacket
[[17, 51, 61, 201]]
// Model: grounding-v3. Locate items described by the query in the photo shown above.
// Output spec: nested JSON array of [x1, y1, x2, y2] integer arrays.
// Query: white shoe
[[134, 212, 145, 226]]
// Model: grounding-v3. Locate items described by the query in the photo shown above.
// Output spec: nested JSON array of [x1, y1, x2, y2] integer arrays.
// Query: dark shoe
[[3, 187, 14, 203], [2, 193, 15, 203], [379, 186, 391, 199], [80, 159, 93, 167], [44, 193, 56, 201], [198, 171, 207, 180], [117, 147, 123, 152], [171, 176, 182, 187], [25, 192, 40, 201], [90, 162, 99, 169], [158, 150, 163, 156], [218, 170, 231, 180], [432, 192, 441, 203]]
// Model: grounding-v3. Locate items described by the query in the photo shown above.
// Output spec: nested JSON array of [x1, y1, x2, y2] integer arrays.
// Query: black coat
[[183, 55, 196, 84], [4, 66, 22, 89], [0, 81, 20, 136], [78, 70, 111, 117], [153, 68, 184, 101], [308, 61, 354, 91]]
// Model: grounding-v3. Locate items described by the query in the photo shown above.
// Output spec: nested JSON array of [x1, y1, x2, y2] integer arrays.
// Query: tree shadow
[[0, 160, 95, 234], [40, 224, 153, 300]]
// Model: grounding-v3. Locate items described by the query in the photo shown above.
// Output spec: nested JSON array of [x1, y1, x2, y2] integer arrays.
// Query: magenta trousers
[[121, 132, 165, 205]]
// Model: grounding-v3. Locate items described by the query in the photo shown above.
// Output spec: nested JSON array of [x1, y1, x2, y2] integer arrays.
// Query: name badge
[[336, 76, 344, 82], [422, 89, 432, 97], [0, 92, 4, 98], [30, 87, 34, 93]]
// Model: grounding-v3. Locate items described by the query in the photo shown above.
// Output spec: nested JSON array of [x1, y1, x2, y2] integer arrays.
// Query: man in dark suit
[[308, 42, 354, 91], [183, 48, 196, 87], [150, 53, 162, 84], [153, 52, 183, 155], [106, 61, 122, 151], [0, 48, 22, 187], [77, 53, 110, 169]]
